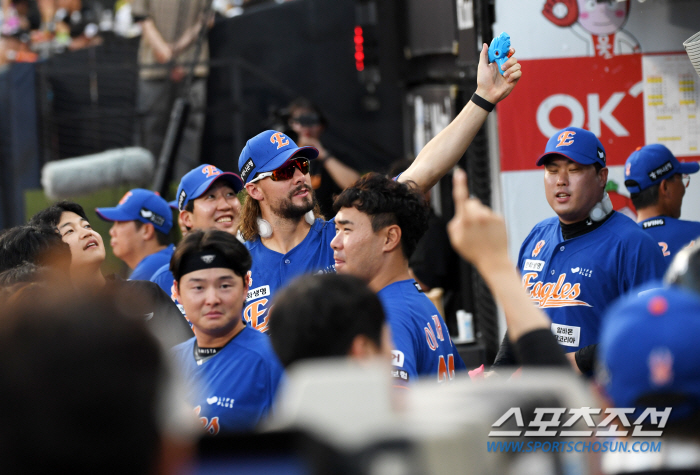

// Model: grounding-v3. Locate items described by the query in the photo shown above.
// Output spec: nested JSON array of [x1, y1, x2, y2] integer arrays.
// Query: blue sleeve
[[128, 265, 152, 282], [150, 265, 175, 297]]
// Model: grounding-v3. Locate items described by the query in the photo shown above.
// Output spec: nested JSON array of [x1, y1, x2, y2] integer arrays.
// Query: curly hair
[[333, 173, 430, 259]]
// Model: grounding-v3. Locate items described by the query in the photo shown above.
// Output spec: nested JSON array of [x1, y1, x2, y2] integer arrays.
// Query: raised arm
[[399, 44, 521, 193], [447, 169, 549, 342]]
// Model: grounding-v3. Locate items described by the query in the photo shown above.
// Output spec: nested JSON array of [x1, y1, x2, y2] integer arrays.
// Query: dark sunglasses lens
[[271, 162, 297, 181], [296, 158, 309, 174], [270, 158, 310, 181]]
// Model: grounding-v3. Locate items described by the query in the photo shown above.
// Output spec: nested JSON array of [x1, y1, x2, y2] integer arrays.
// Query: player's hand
[[447, 168, 510, 271], [475, 43, 521, 104]]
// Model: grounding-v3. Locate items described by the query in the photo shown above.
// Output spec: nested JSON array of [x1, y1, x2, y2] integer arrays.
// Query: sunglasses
[[249, 157, 310, 184]]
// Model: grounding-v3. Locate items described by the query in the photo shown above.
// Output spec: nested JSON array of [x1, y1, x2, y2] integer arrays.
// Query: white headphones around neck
[[256, 211, 315, 239], [589, 192, 613, 222]]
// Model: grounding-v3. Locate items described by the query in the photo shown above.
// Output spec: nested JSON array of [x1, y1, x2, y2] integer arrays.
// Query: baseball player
[[150, 164, 244, 295], [239, 43, 522, 333], [494, 127, 666, 374], [29, 201, 193, 349], [624, 144, 700, 268], [169, 229, 284, 434], [331, 173, 466, 386], [447, 168, 569, 369], [95, 188, 175, 281]]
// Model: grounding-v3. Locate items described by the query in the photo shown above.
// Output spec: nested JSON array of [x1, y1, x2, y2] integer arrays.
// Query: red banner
[[497, 54, 645, 171]]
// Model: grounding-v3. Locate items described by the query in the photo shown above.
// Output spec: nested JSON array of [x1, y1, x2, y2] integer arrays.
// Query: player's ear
[[245, 182, 264, 201], [180, 209, 193, 230], [383, 224, 402, 253], [171, 280, 180, 300], [598, 167, 609, 187], [140, 222, 156, 241]]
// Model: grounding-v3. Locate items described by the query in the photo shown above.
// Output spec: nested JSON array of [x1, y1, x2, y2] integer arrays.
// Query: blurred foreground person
[[598, 245, 700, 474], [30, 201, 192, 348], [269, 273, 391, 368], [170, 229, 284, 434], [0, 224, 71, 275], [0, 287, 196, 475]]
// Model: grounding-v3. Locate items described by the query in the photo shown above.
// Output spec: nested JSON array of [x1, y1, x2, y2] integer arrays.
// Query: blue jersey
[[129, 244, 175, 282], [151, 263, 175, 296], [517, 212, 665, 352], [638, 216, 700, 269], [378, 279, 466, 387], [244, 218, 336, 332], [171, 327, 284, 434]]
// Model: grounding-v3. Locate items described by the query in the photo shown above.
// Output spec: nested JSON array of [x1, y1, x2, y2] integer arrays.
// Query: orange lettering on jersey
[[118, 191, 133, 205], [556, 131, 576, 147], [659, 242, 670, 257], [193, 405, 221, 435], [205, 417, 220, 435], [522, 272, 589, 308], [431, 315, 444, 341], [244, 299, 270, 332], [425, 323, 438, 351], [270, 132, 290, 149], [532, 240, 545, 257], [201, 165, 221, 178], [437, 354, 455, 383]]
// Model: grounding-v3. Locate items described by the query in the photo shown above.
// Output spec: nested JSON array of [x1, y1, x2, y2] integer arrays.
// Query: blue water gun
[[488, 32, 512, 76]]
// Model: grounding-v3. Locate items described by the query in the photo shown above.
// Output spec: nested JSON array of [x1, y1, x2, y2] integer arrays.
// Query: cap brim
[[536, 151, 600, 167], [95, 207, 132, 222], [679, 162, 700, 175], [168, 200, 178, 210], [191, 172, 244, 201]]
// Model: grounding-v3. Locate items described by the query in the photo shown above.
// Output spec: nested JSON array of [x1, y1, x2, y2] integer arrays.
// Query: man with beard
[[238, 44, 522, 333]]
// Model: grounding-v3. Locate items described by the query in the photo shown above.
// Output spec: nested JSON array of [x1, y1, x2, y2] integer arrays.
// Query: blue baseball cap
[[536, 127, 607, 167], [624, 144, 699, 194], [176, 164, 244, 211], [238, 130, 319, 184], [96, 188, 173, 234], [598, 286, 700, 418]]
